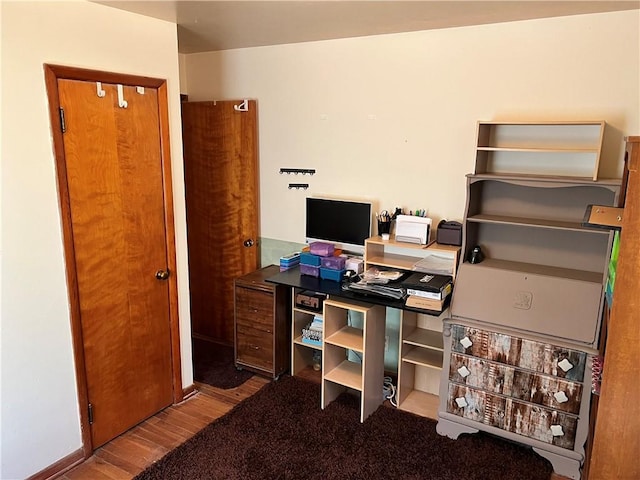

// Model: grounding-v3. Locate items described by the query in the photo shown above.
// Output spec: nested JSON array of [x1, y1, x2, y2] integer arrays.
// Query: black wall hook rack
[[288, 183, 309, 190], [280, 168, 316, 175]]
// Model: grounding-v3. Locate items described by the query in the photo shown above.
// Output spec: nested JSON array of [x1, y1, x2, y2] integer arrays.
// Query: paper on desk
[[362, 267, 404, 284], [412, 253, 455, 275]]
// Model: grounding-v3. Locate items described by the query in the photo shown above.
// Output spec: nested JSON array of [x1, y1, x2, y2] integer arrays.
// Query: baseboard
[[27, 447, 85, 480], [182, 383, 197, 401]]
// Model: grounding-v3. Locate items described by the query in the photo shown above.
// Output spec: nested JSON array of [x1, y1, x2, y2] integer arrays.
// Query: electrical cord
[[383, 376, 397, 407]]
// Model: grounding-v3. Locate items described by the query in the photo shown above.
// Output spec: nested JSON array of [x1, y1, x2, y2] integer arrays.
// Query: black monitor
[[305, 197, 372, 254]]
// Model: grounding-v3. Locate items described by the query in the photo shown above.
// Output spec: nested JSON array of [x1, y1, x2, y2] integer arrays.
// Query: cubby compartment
[[396, 310, 447, 419], [291, 287, 323, 382], [321, 298, 385, 422]]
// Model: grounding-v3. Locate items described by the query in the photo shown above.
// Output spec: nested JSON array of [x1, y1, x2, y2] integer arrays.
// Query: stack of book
[[301, 315, 323, 346], [280, 252, 301, 271], [401, 272, 453, 312]]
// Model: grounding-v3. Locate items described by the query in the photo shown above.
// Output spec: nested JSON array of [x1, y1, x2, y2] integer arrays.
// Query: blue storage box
[[300, 252, 322, 266], [320, 267, 345, 282]]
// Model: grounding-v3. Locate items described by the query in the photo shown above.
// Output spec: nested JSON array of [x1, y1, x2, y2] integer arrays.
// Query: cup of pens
[[377, 211, 392, 240]]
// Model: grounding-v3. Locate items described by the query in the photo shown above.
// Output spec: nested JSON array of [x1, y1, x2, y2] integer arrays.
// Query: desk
[[268, 266, 448, 314], [268, 266, 450, 420]]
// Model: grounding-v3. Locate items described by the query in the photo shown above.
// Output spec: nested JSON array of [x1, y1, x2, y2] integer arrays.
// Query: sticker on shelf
[[550, 425, 565, 437], [558, 358, 574, 372], [455, 397, 468, 408], [459, 336, 472, 349], [553, 391, 569, 403], [457, 366, 471, 378]]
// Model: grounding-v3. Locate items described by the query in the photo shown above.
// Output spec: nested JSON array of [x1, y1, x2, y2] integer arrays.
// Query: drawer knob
[[459, 336, 473, 349], [455, 396, 468, 408], [558, 358, 574, 372], [457, 366, 471, 378], [550, 425, 565, 437], [553, 391, 569, 403]]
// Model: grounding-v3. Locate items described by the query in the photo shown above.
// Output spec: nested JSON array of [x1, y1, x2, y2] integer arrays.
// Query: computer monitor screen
[[305, 197, 372, 254]]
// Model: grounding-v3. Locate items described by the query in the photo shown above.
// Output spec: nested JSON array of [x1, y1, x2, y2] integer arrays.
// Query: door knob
[[155, 269, 170, 280], [243, 239, 254, 247]]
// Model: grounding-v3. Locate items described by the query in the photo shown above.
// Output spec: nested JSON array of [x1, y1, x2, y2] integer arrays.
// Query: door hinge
[[59, 107, 66, 133], [88, 403, 94, 425]]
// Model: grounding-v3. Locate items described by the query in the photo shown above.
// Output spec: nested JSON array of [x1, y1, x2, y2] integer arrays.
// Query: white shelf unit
[[291, 287, 323, 380], [321, 298, 385, 422], [396, 309, 448, 419], [474, 121, 605, 181]]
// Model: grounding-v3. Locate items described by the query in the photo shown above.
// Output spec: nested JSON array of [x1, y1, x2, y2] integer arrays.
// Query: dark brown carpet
[[192, 338, 253, 389], [135, 376, 553, 480]]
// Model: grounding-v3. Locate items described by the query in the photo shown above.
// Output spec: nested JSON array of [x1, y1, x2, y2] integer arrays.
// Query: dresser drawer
[[449, 353, 583, 414], [236, 324, 273, 370], [235, 287, 274, 328], [450, 324, 587, 381], [447, 383, 578, 450]]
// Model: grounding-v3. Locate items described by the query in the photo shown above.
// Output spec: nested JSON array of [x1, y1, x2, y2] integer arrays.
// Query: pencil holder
[[378, 220, 391, 236]]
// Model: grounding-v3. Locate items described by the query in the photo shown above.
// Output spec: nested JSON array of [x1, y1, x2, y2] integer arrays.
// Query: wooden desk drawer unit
[[234, 265, 290, 379]]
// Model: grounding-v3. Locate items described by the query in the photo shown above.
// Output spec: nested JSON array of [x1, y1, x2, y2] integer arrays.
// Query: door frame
[[43, 64, 183, 456]]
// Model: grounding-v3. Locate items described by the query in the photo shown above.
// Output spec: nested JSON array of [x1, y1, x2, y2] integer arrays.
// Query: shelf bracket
[[582, 205, 624, 230]]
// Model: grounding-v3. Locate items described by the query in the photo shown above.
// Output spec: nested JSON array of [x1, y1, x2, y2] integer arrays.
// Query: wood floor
[[58, 376, 269, 479], [58, 373, 568, 480]]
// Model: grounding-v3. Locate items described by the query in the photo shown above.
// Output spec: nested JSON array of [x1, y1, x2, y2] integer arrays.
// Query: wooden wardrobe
[[588, 136, 639, 479]]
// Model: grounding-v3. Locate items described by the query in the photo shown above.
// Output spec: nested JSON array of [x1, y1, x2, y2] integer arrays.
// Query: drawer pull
[[550, 425, 565, 437], [558, 358, 574, 372], [553, 391, 569, 403], [459, 336, 473, 349], [457, 365, 471, 378], [455, 396, 468, 408]]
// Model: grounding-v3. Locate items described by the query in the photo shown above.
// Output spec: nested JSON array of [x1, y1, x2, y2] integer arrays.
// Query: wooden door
[[181, 101, 259, 344], [56, 78, 174, 448]]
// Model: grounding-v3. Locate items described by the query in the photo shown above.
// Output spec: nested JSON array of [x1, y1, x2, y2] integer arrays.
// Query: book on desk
[[400, 272, 452, 300]]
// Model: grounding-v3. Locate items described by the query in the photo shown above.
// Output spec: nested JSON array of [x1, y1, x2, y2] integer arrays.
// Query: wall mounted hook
[[117, 84, 128, 108], [96, 82, 106, 98], [234, 99, 249, 112], [288, 183, 309, 190], [280, 168, 316, 175]]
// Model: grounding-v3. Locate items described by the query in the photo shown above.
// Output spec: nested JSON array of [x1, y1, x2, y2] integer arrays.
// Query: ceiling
[[95, 1, 640, 54]]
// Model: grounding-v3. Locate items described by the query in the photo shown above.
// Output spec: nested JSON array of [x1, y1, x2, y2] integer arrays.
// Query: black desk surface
[[267, 266, 447, 315]]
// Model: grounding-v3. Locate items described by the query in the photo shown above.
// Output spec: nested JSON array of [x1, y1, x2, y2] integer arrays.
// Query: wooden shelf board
[[467, 214, 610, 234], [468, 172, 616, 184], [398, 389, 439, 419], [324, 298, 376, 314], [294, 365, 322, 384], [366, 236, 432, 250], [467, 258, 603, 283], [293, 335, 322, 351], [325, 326, 363, 352], [403, 327, 444, 351], [402, 347, 443, 369], [366, 253, 420, 270], [324, 360, 362, 391], [293, 306, 323, 315], [477, 146, 599, 153]]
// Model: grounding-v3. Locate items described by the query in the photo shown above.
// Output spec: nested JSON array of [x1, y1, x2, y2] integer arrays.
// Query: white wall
[[0, 2, 192, 478], [183, 10, 639, 243]]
